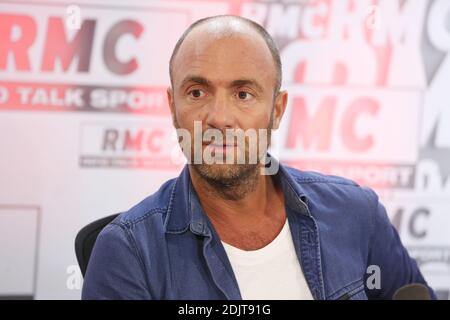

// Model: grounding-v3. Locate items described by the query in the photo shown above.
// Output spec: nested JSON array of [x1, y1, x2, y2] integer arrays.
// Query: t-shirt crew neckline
[[221, 219, 292, 266]]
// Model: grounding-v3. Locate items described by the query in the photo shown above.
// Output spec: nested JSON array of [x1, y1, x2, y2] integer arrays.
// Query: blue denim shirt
[[82, 161, 435, 300]]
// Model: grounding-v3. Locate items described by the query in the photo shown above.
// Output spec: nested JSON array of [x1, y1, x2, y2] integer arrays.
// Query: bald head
[[169, 15, 282, 93]]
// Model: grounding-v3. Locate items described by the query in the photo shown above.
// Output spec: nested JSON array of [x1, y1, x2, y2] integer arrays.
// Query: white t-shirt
[[221, 219, 314, 300]]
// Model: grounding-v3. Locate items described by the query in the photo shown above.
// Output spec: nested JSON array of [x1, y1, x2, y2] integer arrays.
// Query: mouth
[[203, 142, 237, 154]]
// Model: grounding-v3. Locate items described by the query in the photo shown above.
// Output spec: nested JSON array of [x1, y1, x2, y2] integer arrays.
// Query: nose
[[204, 92, 235, 130]]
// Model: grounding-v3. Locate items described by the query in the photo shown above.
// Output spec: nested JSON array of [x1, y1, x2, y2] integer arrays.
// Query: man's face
[[167, 26, 287, 183]]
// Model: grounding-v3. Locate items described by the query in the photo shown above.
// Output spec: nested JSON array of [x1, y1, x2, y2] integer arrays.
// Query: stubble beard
[[174, 107, 275, 200]]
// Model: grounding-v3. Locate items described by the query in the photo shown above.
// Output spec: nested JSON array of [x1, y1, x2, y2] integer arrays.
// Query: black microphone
[[393, 283, 431, 300]]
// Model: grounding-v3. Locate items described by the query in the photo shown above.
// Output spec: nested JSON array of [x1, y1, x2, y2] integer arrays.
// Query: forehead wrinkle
[[172, 25, 277, 93], [177, 37, 272, 73]]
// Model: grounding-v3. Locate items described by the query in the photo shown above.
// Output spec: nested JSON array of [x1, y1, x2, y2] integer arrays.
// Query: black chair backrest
[[75, 213, 119, 277]]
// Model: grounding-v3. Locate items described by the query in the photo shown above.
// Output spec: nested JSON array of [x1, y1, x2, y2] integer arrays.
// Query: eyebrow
[[230, 79, 264, 93], [180, 76, 212, 89], [180, 75, 264, 93]]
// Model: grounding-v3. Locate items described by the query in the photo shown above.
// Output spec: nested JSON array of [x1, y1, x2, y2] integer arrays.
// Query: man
[[82, 15, 435, 300]]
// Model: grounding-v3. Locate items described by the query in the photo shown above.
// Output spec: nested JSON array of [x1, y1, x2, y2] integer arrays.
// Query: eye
[[236, 91, 253, 101], [188, 89, 205, 99]]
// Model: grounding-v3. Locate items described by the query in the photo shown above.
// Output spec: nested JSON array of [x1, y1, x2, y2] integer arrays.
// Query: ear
[[166, 87, 178, 128], [272, 90, 288, 130]]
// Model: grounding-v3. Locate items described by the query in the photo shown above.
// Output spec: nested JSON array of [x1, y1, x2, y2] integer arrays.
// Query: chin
[[193, 162, 258, 183]]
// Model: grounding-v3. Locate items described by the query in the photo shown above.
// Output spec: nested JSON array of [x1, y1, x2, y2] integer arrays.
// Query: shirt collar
[[163, 157, 310, 236]]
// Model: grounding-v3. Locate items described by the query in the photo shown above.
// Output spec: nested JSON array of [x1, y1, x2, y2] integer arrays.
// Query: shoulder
[[283, 165, 379, 210], [285, 165, 358, 186]]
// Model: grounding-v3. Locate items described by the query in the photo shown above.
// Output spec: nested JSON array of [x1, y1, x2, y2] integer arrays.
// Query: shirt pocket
[[328, 278, 368, 300]]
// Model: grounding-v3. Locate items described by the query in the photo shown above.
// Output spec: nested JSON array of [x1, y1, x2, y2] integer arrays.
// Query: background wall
[[0, 0, 449, 299]]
